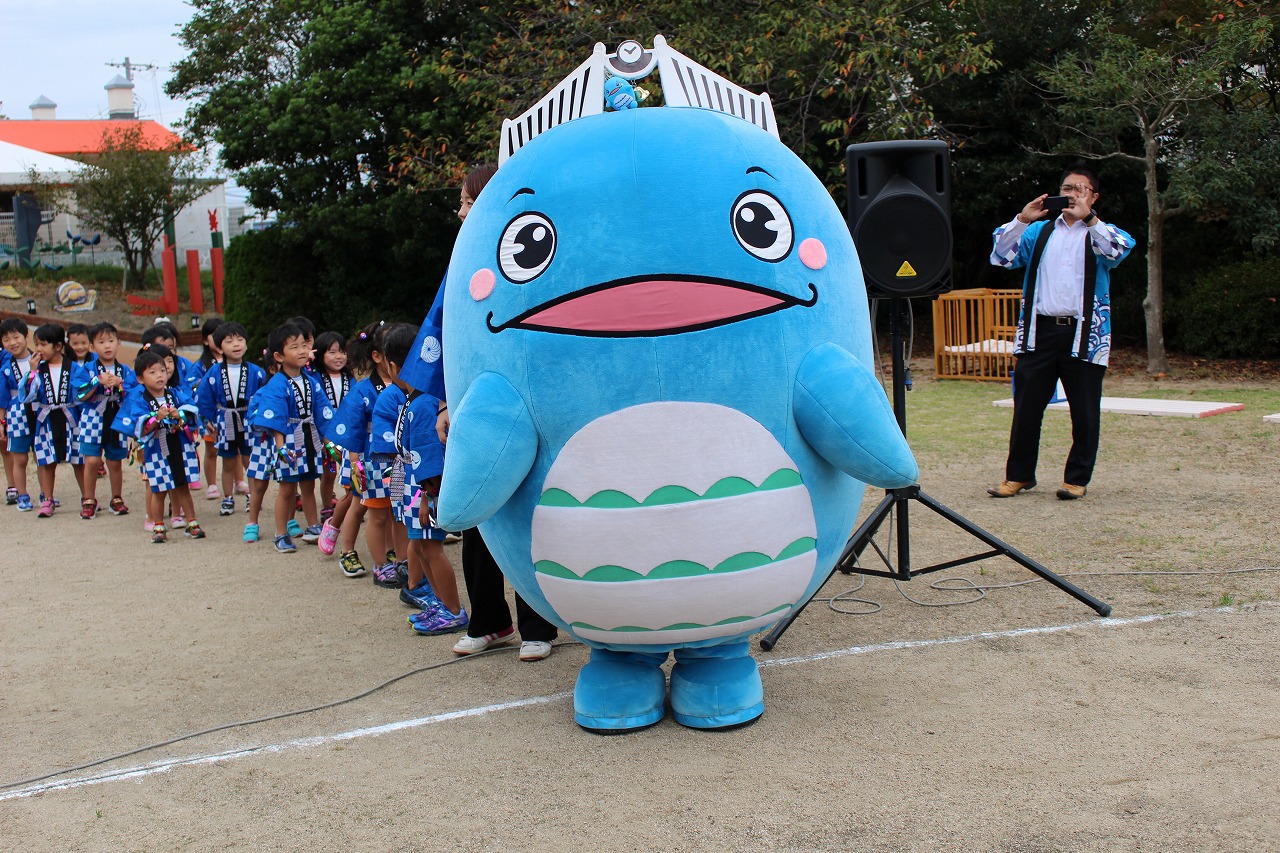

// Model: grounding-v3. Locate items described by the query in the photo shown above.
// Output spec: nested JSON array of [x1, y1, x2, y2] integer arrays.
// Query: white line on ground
[[3, 603, 1268, 801]]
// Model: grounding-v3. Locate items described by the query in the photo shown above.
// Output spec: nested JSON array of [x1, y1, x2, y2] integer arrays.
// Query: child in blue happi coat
[[324, 321, 396, 578], [112, 345, 205, 542], [241, 354, 279, 545], [313, 330, 352, 531], [249, 323, 334, 553], [23, 324, 85, 518], [378, 324, 466, 635], [1, 317, 36, 510], [366, 342, 409, 589], [193, 317, 225, 502], [197, 322, 267, 518], [141, 322, 200, 394], [73, 322, 137, 519]]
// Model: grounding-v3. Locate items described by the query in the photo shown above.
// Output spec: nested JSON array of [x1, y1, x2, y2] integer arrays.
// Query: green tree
[[392, 0, 997, 194], [168, 0, 473, 330], [1038, 3, 1279, 374], [70, 124, 210, 290]]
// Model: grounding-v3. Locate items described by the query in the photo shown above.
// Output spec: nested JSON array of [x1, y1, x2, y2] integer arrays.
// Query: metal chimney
[[29, 95, 57, 120], [105, 74, 136, 119]]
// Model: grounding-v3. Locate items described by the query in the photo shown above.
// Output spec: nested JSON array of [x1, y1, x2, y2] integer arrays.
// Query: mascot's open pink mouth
[[487, 276, 817, 337]]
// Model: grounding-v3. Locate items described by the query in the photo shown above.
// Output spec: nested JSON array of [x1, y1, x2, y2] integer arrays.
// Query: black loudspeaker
[[846, 140, 952, 298]]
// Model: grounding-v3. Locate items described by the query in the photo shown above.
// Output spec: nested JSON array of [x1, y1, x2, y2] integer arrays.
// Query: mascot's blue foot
[[574, 648, 668, 734], [669, 643, 764, 730]]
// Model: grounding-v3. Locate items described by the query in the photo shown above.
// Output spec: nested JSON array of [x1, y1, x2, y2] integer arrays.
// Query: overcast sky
[[0, 1, 259, 205], [0, 0, 197, 125]]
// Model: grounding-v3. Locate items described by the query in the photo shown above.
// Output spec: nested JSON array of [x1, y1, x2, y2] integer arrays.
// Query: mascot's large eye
[[731, 191, 793, 262], [498, 212, 557, 283]]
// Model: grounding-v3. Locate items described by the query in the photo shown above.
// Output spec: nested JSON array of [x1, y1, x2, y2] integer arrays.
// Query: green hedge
[[1171, 256, 1280, 358], [222, 191, 456, 354]]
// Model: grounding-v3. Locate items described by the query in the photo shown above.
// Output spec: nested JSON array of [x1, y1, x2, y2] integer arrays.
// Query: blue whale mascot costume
[[433, 37, 917, 732]]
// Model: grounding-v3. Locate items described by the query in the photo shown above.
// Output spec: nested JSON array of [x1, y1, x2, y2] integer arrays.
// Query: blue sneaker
[[410, 605, 469, 635], [286, 518, 303, 538], [301, 523, 322, 544], [274, 534, 297, 553], [399, 579, 440, 610], [16, 494, 33, 512], [243, 523, 259, 543]]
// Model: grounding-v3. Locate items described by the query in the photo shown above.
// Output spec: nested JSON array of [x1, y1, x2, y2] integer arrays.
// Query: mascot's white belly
[[531, 401, 817, 646]]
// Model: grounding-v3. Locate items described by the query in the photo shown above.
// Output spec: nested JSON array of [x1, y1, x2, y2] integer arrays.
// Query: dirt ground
[[2, 358, 1278, 851]]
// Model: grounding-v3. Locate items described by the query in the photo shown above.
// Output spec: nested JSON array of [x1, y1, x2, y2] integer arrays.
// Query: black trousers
[[1006, 317, 1106, 486], [461, 526, 558, 642]]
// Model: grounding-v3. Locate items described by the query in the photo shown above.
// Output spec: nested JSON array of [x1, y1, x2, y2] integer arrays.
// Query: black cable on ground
[[1, 639, 581, 792]]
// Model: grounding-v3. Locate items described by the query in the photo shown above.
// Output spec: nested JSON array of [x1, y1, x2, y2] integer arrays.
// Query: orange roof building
[[0, 120, 182, 160]]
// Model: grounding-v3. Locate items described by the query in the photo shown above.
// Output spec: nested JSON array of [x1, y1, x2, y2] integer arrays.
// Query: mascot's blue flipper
[[794, 343, 919, 489], [435, 371, 538, 531]]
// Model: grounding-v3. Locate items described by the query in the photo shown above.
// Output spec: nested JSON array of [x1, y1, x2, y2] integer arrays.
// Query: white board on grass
[[992, 397, 1244, 418]]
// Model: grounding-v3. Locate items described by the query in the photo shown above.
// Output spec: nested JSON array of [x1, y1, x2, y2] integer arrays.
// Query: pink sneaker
[[205, 484, 221, 500], [318, 519, 340, 555], [235, 480, 249, 495]]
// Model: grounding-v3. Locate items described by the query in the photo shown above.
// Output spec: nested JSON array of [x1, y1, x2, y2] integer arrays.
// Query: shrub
[[1171, 256, 1280, 358]]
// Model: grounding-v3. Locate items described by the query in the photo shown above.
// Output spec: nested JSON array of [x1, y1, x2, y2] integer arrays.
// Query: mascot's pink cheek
[[799, 238, 827, 271], [470, 268, 496, 301]]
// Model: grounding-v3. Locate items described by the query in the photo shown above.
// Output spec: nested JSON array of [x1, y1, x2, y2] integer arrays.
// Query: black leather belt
[[1037, 314, 1077, 326]]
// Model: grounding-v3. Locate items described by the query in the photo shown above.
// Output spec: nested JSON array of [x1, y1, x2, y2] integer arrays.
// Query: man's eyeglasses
[[1060, 183, 1094, 195]]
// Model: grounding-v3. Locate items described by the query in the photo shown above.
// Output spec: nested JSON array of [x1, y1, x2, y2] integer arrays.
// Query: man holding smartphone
[[986, 165, 1135, 501]]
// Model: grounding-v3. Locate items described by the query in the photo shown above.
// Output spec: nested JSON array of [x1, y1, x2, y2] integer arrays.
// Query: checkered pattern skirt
[[33, 406, 83, 466], [141, 433, 201, 492], [6, 400, 32, 440], [244, 433, 277, 482]]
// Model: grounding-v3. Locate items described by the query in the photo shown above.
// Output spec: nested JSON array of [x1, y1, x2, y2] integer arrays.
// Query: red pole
[[161, 236, 179, 315], [185, 250, 204, 315], [210, 246, 224, 313]]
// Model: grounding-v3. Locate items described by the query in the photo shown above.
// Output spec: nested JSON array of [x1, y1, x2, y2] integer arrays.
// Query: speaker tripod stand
[[760, 297, 1110, 651]]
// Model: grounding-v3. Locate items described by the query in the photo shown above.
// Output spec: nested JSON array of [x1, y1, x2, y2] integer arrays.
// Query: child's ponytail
[[345, 320, 386, 377]]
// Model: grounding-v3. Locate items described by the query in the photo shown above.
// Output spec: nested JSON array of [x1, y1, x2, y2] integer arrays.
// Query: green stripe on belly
[[539, 468, 803, 509], [570, 604, 792, 632], [535, 537, 816, 581]]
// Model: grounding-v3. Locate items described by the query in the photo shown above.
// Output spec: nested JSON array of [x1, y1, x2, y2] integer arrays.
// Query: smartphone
[[1043, 195, 1070, 212]]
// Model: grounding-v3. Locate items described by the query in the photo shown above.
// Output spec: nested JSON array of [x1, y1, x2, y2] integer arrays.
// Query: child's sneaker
[[144, 519, 155, 532], [170, 513, 184, 528], [318, 519, 339, 555], [395, 560, 409, 587], [410, 605, 469, 635], [205, 484, 221, 500], [16, 494, 32, 512], [385, 548, 397, 565], [286, 518, 303, 538], [219, 497, 235, 516], [320, 504, 334, 523], [36, 499, 54, 518], [371, 562, 403, 589], [184, 520, 206, 539], [274, 534, 297, 553], [451, 626, 517, 655], [399, 578, 440, 610], [243, 523, 260, 544], [152, 523, 168, 544], [301, 523, 322, 544], [80, 498, 98, 520], [235, 480, 249, 495], [294, 494, 303, 512], [108, 496, 129, 516], [339, 550, 367, 578], [5, 488, 17, 505]]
